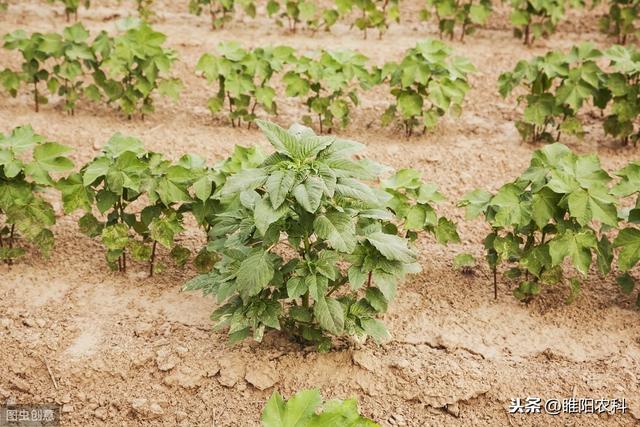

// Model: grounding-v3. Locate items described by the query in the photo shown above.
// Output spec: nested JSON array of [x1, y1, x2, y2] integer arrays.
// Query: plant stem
[[149, 240, 157, 277], [326, 276, 349, 297], [34, 81, 39, 112], [493, 266, 497, 300], [302, 291, 309, 308]]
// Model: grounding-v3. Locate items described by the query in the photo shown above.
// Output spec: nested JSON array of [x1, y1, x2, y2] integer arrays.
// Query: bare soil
[[1, 1, 639, 426]]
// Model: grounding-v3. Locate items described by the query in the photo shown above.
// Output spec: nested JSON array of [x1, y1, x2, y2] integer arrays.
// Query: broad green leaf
[[236, 250, 275, 299], [313, 211, 356, 253], [613, 228, 640, 272], [366, 232, 416, 263], [266, 169, 296, 209], [293, 176, 324, 213], [314, 296, 344, 335], [549, 229, 597, 276]]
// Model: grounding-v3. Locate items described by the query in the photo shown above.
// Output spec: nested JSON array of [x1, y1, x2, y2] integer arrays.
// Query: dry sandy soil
[[1, 1, 639, 426]]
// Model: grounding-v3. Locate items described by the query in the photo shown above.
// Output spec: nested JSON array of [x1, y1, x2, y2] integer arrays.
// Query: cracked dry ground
[[1, 1, 640, 426]]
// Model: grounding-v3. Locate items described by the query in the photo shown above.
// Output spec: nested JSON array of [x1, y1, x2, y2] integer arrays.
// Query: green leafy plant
[[136, 0, 155, 20], [600, 45, 640, 145], [509, 0, 581, 45], [453, 252, 476, 273], [0, 126, 74, 264], [58, 134, 200, 275], [267, 0, 339, 32], [196, 42, 295, 127], [460, 143, 617, 302], [337, 0, 401, 39], [611, 160, 640, 307], [38, 23, 97, 115], [1, 30, 51, 112], [420, 0, 492, 41], [47, 0, 90, 22], [283, 49, 376, 133], [599, 0, 639, 44], [185, 120, 458, 350], [96, 21, 182, 118], [380, 38, 475, 136], [262, 389, 379, 426], [498, 44, 607, 143], [188, 0, 257, 29]]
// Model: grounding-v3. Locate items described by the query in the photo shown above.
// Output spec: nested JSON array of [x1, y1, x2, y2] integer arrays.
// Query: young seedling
[[599, 0, 639, 44], [58, 134, 199, 275], [380, 38, 475, 136], [509, 0, 582, 45], [420, 0, 492, 41], [47, 0, 90, 22], [498, 44, 607, 143], [38, 23, 96, 115], [189, 0, 257, 30], [267, 0, 339, 33], [460, 143, 617, 302], [611, 160, 640, 307], [283, 49, 376, 133], [196, 42, 294, 127], [185, 120, 458, 350], [1, 30, 51, 112], [453, 252, 477, 274], [97, 21, 182, 119], [0, 126, 74, 264], [601, 45, 640, 146], [337, 0, 401, 39], [136, 0, 155, 20], [261, 389, 379, 426]]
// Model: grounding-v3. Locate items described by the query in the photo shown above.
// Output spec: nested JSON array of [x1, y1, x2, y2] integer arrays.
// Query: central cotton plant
[[185, 120, 458, 350]]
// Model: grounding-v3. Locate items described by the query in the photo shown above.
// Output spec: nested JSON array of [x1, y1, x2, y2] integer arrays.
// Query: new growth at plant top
[[0, 20, 182, 118], [498, 43, 640, 146], [0, 126, 74, 264], [185, 120, 459, 350]]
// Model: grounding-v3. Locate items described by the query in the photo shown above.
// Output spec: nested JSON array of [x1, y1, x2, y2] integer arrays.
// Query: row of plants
[[4, 26, 640, 142], [2, 121, 639, 350], [25, 0, 639, 45], [499, 43, 640, 145], [189, 0, 640, 45], [189, 0, 400, 37], [0, 20, 181, 117], [196, 38, 474, 136]]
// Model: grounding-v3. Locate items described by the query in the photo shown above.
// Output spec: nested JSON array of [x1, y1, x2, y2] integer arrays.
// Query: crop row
[[0, 22, 474, 135], [4, 21, 640, 143], [499, 44, 640, 146], [1, 120, 639, 350], [0, 21, 181, 116], [32, 0, 640, 46]]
